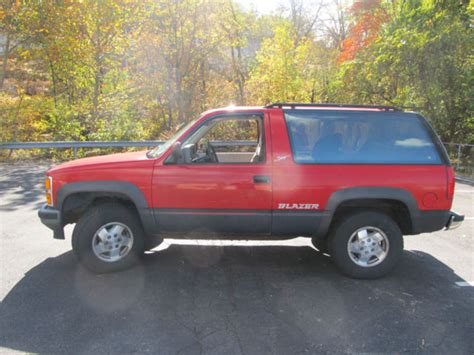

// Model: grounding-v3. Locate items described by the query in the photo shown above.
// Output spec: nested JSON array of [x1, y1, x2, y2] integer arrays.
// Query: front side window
[[284, 110, 442, 164], [177, 114, 265, 164], [147, 118, 198, 158]]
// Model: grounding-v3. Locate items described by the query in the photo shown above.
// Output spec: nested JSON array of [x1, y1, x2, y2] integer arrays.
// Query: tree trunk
[[1, 32, 11, 89], [236, 46, 246, 105], [175, 65, 184, 123], [93, 71, 101, 112], [49, 58, 58, 107]]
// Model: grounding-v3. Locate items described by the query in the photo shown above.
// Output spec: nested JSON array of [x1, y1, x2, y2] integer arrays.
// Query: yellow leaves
[[0, 93, 53, 143], [247, 21, 317, 104]]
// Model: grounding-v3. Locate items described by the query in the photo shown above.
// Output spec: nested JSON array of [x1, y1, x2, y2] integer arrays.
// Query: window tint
[[284, 110, 442, 164]]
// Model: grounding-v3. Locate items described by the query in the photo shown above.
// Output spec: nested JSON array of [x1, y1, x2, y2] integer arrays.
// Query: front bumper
[[38, 204, 64, 239], [445, 211, 464, 230]]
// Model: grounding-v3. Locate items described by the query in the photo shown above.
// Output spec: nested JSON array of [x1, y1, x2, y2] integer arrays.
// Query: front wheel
[[72, 203, 145, 273], [328, 211, 403, 279]]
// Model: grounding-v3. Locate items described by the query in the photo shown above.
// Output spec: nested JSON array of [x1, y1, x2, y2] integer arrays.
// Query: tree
[[338, 0, 387, 63], [323, 0, 349, 50], [247, 20, 337, 105], [335, 0, 473, 142], [283, 0, 324, 44], [0, 1, 33, 89], [131, 0, 227, 131], [1, 0, 472, 160], [215, 0, 256, 105]]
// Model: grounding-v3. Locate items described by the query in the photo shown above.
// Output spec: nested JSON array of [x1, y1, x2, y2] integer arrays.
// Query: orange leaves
[[337, 0, 387, 63]]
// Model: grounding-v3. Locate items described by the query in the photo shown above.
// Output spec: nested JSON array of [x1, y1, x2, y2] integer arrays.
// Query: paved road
[[0, 162, 473, 354]]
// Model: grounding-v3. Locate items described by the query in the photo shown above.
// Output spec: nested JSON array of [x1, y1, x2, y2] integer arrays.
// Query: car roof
[[206, 103, 403, 114], [265, 103, 401, 111], [201, 103, 414, 118]]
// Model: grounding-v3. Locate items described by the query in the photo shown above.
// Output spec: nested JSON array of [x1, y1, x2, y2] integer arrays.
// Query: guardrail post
[[456, 144, 461, 170], [73, 147, 77, 159]]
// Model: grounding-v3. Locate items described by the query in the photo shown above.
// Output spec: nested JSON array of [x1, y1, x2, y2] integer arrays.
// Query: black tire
[[72, 202, 145, 273], [311, 237, 329, 254], [328, 211, 403, 279]]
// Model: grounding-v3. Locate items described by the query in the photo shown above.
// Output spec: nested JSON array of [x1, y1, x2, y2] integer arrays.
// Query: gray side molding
[[316, 186, 418, 236]]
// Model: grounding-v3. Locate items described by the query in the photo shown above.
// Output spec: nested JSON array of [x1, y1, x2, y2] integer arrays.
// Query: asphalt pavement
[[0, 162, 473, 354]]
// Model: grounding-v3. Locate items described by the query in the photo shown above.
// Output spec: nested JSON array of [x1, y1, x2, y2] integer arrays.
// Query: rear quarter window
[[284, 110, 443, 164]]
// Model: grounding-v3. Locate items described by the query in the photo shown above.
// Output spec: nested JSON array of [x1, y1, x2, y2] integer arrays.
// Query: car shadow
[[0, 245, 472, 354]]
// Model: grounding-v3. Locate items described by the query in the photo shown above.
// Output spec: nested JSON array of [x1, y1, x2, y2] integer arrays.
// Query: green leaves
[[333, 0, 473, 142], [247, 21, 337, 105]]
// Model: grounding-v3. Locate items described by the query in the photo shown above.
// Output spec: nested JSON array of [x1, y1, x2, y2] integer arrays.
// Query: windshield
[[147, 118, 198, 158]]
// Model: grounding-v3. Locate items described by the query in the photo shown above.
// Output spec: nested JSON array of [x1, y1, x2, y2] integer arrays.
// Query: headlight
[[45, 176, 53, 206]]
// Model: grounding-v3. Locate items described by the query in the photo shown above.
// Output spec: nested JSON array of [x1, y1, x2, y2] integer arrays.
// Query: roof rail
[[264, 102, 401, 111]]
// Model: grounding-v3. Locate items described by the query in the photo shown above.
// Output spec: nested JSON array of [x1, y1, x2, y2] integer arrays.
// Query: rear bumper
[[38, 204, 64, 239], [445, 211, 464, 230], [411, 210, 464, 234]]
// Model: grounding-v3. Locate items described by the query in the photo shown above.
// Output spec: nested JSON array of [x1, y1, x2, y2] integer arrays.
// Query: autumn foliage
[[338, 0, 388, 63], [0, 0, 472, 160]]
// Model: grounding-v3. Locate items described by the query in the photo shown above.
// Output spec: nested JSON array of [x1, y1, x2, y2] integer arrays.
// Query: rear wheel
[[328, 211, 403, 279], [72, 203, 145, 273]]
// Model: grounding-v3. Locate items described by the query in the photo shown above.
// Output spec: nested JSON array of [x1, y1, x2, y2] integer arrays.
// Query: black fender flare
[[316, 186, 419, 236], [56, 181, 155, 236]]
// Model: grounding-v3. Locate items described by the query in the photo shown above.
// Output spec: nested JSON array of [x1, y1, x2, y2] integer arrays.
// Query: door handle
[[253, 175, 271, 184]]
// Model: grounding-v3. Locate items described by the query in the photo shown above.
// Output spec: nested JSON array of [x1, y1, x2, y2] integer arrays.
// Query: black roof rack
[[264, 102, 401, 112]]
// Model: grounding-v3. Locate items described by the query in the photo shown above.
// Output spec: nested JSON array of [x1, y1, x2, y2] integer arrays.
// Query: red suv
[[38, 103, 464, 278]]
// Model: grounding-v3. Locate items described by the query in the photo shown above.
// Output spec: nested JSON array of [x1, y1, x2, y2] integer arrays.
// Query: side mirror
[[165, 142, 182, 164], [170, 142, 182, 163]]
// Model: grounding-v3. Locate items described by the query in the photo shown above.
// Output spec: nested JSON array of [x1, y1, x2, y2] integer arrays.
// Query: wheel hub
[[347, 227, 389, 267], [92, 222, 134, 262]]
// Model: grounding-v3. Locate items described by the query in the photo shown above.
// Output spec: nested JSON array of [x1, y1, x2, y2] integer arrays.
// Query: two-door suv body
[[39, 103, 464, 278]]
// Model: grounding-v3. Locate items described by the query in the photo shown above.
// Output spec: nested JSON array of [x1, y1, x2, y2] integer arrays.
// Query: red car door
[[151, 111, 272, 235]]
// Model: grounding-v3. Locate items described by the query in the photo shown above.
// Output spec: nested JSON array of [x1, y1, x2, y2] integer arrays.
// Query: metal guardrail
[[0, 141, 164, 158], [0, 140, 258, 158], [0, 141, 164, 149], [443, 142, 473, 167], [443, 142, 473, 181]]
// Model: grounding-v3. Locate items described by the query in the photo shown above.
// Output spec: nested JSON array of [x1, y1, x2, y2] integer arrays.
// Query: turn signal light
[[45, 177, 51, 190], [45, 176, 53, 206]]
